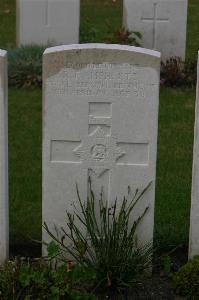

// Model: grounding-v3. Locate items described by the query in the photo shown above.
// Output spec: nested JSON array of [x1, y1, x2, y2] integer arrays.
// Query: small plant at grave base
[[44, 179, 153, 296], [105, 27, 142, 46], [173, 255, 199, 298], [8, 44, 48, 88], [0, 257, 97, 299], [0, 258, 21, 299], [160, 57, 197, 88]]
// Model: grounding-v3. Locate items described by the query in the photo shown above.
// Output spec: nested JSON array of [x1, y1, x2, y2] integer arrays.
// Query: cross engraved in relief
[[73, 126, 125, 177], [50, 101, 149, 180], [141, 3, 169, 49]]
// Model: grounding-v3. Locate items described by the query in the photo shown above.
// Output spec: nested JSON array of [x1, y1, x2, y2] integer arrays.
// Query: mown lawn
[[0, 0, 16, 49], [155, 88, 195, 249], [9, 88, 42, 249], [187, 0, 199, 59], [0, 0, 198, 253]]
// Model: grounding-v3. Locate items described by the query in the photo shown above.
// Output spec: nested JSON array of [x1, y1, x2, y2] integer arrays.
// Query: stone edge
[[0, 49, 8, 264], [44, 43, 161, 59], [189, 51, 199, 259], [0, 50, 7, 58]]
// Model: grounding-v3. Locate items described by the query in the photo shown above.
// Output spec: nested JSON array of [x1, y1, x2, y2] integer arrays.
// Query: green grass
[[9, 88, 42, 248], [187, 0, 199, 60], [0, 0, 16, 49], [155, 88, 195, 249], [0, 0, 198, 253], [80, 0, 123, 43]]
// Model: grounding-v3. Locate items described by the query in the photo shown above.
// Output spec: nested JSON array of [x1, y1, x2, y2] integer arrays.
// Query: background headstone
[[17, 0, 80, 46], [189, 52, 199, 259], [123, 0, 188, 60], [43, 44, 160, 249], [0, 50, 8, 264]]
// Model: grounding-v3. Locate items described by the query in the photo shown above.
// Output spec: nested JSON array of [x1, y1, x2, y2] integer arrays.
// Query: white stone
[[0, 50, 8, 264], [43, 44, 160, 250], [16, 0, 80, 46], [123, 0, 188, 60], [189, 52, 199, 259]]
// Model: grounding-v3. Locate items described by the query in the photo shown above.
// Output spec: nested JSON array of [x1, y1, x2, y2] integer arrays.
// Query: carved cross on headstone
[[50, 101, 149, 200], [141, 2, 169, 49]]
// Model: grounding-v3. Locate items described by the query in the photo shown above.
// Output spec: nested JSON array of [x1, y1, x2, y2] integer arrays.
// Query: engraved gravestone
[[16, 0, 80, 46], [189, 52, 199, 258], [123, 0, 188, 60], [43, 44, 160, 248], [0, 50, 8, 264]]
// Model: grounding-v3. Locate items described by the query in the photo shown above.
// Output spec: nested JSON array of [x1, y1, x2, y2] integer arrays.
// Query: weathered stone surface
[[123, 0, 188, 60], [43, 44, 160, 250], [189, 52, 199, 259], [17, 0, 80, 46], [0, 50, 8, 264]]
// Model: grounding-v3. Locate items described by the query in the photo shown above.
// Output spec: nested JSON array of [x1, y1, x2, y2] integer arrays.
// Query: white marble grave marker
[[189, 52, 199, 259], [43, 44, 160, 248], [16, 0, 80, 46], [0, 50, 8, 264], [123, 0, 188, 60]]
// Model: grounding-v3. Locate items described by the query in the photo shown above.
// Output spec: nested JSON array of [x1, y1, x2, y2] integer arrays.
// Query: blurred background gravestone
[[123, 0, 188, 60], [16, 0, 80, 46]]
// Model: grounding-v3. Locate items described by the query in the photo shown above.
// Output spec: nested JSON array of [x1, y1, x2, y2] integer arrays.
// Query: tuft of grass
[[44, 179, 153, 293]]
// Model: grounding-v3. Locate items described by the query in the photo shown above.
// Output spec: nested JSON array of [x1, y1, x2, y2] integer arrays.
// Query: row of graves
[[0, 43, 199, 264], [16, 0, 188, 60]]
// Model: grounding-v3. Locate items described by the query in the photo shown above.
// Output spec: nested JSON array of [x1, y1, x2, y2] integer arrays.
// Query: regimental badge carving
[[73, 127, 125, 177], [50, 102, 149, 179], [91, 144, 107, 161]]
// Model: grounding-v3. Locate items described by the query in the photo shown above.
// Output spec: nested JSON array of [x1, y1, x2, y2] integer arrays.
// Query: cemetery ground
[[0, 0, 199, 298]]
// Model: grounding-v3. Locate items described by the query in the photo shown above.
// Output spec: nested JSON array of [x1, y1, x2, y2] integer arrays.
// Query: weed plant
[[173, 256, 199, 299], [8, 45, 47, 88], [0, 258, 96, 299], [105, 27, 142, 46], [44, 180, 153, 294], [160, 57, 197, 88]]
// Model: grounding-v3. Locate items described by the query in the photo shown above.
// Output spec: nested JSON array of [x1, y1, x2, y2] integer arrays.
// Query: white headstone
[[16, 0, 80, 46], [123, 0, 188, 60], [0, 50, 8, 264], [43, 44, 160, 249], [189, 52, 199, 259]]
